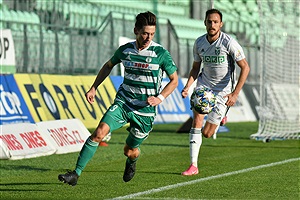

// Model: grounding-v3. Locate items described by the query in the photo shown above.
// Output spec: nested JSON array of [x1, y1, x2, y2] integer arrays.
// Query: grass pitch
[[0, 122, 299, 200]]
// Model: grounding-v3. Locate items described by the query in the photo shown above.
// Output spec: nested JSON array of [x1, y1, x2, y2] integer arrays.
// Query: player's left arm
[[86, 60, 115, 104], [147, 71, 179, 106], [225, 58, 250, 106]]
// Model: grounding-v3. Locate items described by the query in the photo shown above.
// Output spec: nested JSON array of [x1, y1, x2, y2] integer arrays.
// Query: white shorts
[[206, 91, 228, 125]]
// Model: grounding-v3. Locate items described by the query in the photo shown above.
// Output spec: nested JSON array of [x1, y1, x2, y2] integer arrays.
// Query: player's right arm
[[181, 61, 201, 98], [85, 60, 115, 104]]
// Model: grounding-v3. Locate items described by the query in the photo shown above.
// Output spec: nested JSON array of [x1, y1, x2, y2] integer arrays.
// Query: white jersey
[[193, 32, 245, 94]]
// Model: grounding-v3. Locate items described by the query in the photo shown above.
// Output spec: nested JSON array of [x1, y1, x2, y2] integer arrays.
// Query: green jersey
[[110, 41, 177, 117]]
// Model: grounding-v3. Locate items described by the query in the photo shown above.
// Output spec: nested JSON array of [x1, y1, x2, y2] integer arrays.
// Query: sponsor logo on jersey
[[123, 61, 150, 69], [203, 55, 225, 64]]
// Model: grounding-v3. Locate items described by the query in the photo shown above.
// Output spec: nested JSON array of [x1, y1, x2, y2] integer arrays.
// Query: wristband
[[157, 94, 165, 102]]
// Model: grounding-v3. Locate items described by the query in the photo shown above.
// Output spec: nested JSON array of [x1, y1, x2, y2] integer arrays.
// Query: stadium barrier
[[0, 74, 256, 160], [0, 118, 90, 160]]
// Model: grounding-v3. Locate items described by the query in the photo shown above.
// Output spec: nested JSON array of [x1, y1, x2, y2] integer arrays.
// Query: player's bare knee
[[90, 122, 110, 143], [201, 130, 214, 138], [91, 129, 105, 143]]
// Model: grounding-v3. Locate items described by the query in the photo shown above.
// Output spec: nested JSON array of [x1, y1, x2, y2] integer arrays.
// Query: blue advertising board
[[0, 74, 34, 125]]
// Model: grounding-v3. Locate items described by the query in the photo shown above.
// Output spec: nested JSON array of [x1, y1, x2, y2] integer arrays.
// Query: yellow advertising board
[[14, 74, 116, 128]]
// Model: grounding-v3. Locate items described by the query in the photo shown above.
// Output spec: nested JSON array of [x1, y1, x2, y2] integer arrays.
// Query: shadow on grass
[[0, 182, 52, 192], [108, 141, 189, 148], [0, 165, 50, 172], [83, 169, 181, 175], [106, 140, 299, 150]]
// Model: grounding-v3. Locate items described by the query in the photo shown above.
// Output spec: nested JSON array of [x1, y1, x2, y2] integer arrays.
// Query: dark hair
[[135, 11, 156, 30], [205, 9, 223, 22]]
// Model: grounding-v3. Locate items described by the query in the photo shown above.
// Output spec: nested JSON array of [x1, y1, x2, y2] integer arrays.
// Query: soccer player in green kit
[[58, 11, 178, 186]]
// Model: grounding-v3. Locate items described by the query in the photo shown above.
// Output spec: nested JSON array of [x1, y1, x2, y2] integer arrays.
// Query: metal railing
[[1, 9, 260, 83]]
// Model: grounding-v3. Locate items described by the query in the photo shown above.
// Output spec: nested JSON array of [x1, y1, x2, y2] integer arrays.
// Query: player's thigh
[[192, 110, 206, 128], [101, 102, 128, 132]]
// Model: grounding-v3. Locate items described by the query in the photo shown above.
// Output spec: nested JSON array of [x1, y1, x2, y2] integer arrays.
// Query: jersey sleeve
[[161, 50, 177, 76], [228, 39, 246, 62], [110, 47, 122, 65]]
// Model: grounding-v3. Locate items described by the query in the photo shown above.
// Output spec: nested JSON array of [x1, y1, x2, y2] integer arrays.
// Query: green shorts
[[101, 101, 155, 148]]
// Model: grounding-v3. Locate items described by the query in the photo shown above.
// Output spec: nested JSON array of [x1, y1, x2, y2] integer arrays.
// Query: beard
[[208, 29, 217, 37]]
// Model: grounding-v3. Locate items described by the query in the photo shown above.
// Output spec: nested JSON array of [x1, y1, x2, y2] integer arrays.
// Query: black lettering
[[25, 84, 42, 121], [53, 85, 75, 118], [39, 84, 60, 119], [95, 85, 114, 114], [77, 85, 96, 119], [65, 85, 85, 119], [3, 38, 9, 59]]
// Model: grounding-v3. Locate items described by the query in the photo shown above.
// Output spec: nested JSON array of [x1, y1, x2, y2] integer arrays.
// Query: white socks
[[189, 128, 202, 168]]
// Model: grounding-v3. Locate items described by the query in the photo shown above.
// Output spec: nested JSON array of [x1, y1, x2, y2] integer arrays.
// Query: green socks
[[75, 137, 99, 176]]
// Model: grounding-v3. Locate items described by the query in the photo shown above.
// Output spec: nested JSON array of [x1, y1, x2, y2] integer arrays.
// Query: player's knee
[[201, 129, 214, 138], [91, 129, 106, 143], [91, 123, 110, 143]]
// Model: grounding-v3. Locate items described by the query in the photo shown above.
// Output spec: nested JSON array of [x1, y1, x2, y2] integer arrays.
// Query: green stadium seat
[[271, 2, 283, 14], [88, 0, 186, 18], [165, 0, 189, 7], [169, 17, 204, 30], [214, 0, 234, 11], [175, 28, 205, 40], [283, 2, 294, 14], [222, 10, 239, 33], [8, 10, 22, 31]]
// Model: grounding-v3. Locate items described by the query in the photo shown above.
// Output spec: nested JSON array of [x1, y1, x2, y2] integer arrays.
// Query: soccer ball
[[190, 86, 217, 114], [102, 132, 111, 142]]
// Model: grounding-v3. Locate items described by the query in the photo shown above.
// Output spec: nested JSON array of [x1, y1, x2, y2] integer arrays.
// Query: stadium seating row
[[216, 0, 299, 45], [1, 0, 204, 40], [2, 0, 298, 54], [1, 8, 40, 32], [8, 0, 298, 45]]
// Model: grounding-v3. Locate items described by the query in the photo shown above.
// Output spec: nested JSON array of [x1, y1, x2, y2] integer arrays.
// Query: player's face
[[205, 13, 223, 38], [135, 25, 156, 50]]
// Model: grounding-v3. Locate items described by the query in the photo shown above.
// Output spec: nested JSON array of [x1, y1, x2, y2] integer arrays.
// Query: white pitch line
[[109, 157, 300, 200]]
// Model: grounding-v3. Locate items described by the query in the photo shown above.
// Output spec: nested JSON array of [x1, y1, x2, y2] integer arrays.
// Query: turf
[[0, 122, 299, 200]]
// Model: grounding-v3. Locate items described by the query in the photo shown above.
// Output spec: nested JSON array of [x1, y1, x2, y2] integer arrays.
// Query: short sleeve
[[110, 48, 122, 65], [229, 39, 246, 62], [161, 51, 177, 76]]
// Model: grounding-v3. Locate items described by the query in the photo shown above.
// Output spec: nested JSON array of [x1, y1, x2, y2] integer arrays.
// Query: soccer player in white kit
[[181, 9, 250, 175]]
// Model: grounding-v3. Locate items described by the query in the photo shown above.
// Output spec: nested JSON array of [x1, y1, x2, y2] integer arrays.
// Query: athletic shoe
[[123, 161, 136, 182], [182, 164, 199, 176], [58, 170, 79, 186], [99, 141, 108, 146], [220, 116, 227, 126]]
